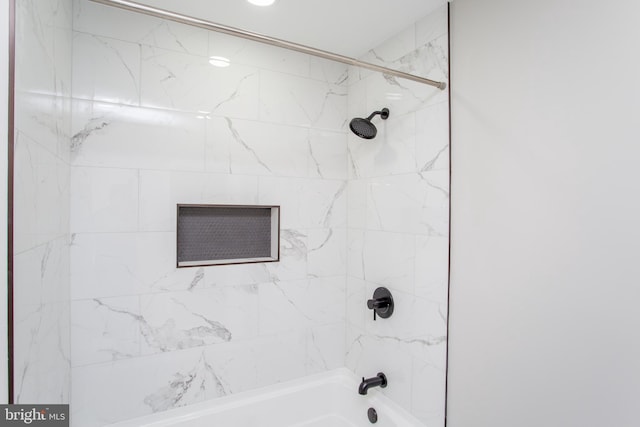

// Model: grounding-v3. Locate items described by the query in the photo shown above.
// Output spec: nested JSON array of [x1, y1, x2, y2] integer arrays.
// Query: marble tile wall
[[12, 0, 73, 404], [12, 0, 449, 425], [69, 1, 347, 425], [345, 5, 449, 427]]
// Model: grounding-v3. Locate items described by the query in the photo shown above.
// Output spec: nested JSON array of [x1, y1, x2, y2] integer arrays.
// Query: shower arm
[[88, 0, 447, 90], [366, 110, 384, 121]]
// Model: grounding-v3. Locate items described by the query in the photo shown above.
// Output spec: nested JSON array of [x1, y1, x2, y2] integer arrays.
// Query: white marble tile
[[360, 25, 417, 74], [361, 230, 415, 293], [70, 166, 138, 233], [364, 287, 446, 343], [347, 64, 368, 87], [202, 340, 261, 395], [264, 229, 308, 282], [365, 174, 429, 234], [254, 330, 308, 388], [258, 177, 347, 229], [309, 57, 349, 86], [411, 345, 447, 427], [353, 33, 448, 121], [13, 131, 70, 253], [15, 93, 71, 163], [349, 111, 417, 178], [71, 297, 142, 367], [418, 170, 450, 237], [259, 70, 347, 130], [412, 325, 447, 373], [72, 32, 140, 104], [346, 74, 367, 119], [347, 179, 367, 229], [139, 286, 259, 353], [14, 235, 70, 306], [72, 348, 227, 426], [21, 0, 73, 30], [307, 129, 348, 180], [258, 277, 346, 335], [13, 301, 70, 404], [142, 350, 232, 408], [13, 3, 451, 426], [138, 169, 206, 232], [74, 333, 300, 414], [365, 72, 445, 120], [301, 180, 348, 229], [307, 227, 347, 278], [11, 3, 450, 427], [50, 17, 73, 93], [410, 34, 449, 85], [13, 245, 46, 305], [306, 323, 346, 374], [13, 0, 72, 406], [416, 4, 448, 47], [415, 235, 449, 303], [351, 4, 447, 88], [347, 95, 370, 181], [416, 101, 449, 172], [70, 232, 200, 300], [208, 31, 310, 78], [73, 333, 306, 425], [347, 229, 365, 279], [204, 263, 271, 288], [308, 277, 347, 325], [15, 2, 72, 96], [73, 0, 208, 55], [346, 277, 367, 330], [140, 45, 260, 116], [345, 326, 413, 412], [206, 116, 310, 176], [138, 170, 259, 232], [71, 100, 206, 171], [69, 232, 144, 299], [358, 31, 448, 97]]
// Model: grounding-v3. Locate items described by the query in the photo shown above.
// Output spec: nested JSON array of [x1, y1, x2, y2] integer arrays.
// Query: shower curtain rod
[[88, 0, 447, 90]]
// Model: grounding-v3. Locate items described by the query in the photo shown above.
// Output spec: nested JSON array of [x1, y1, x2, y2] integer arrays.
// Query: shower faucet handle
[[366, 287, 394, 321], [366, 298, 388, 309]]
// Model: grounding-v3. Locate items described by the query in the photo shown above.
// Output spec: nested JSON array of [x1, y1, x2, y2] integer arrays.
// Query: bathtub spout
[[358, 373, 387, 395]]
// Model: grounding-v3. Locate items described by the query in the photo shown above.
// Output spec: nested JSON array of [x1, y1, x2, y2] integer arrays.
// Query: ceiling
[[134, 0, 446, 57]]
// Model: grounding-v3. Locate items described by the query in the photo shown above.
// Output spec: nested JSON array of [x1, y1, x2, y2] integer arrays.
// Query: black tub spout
[[358, 372, 387, 395]]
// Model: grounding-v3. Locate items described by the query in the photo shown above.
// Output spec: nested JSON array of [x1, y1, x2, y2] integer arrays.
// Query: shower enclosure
[[10, 0, 450, 425]]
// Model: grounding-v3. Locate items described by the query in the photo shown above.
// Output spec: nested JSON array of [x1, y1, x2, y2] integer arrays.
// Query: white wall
[[448, 1, 640, 426]]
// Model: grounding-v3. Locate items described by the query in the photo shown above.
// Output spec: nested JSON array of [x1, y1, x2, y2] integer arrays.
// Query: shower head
[[349, 108, 390, 139]]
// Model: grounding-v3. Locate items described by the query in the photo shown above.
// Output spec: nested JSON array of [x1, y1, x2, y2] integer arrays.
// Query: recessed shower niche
[[176, 204, 280, 267]]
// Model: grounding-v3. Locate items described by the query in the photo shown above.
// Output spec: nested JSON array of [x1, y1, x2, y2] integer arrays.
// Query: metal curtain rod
[[88, 0, 447, 90]]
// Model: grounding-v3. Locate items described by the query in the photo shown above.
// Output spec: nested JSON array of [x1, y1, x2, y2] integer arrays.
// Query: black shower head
[[349, 108, 390, 139]]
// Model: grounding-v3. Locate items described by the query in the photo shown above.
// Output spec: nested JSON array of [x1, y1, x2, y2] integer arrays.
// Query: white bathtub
[[107, 368, 426, 427]]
